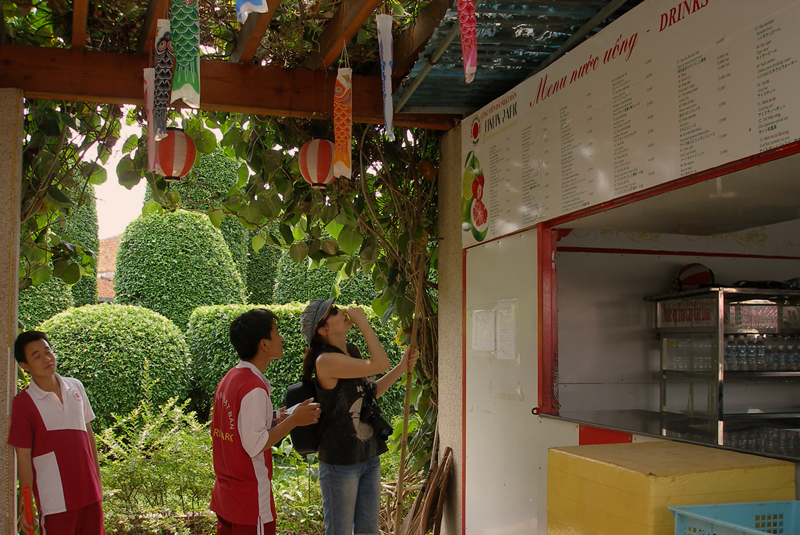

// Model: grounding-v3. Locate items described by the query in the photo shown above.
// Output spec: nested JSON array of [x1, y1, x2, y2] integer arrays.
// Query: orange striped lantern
[[157, 128, 197, 182], [299, 139, 336, 189]]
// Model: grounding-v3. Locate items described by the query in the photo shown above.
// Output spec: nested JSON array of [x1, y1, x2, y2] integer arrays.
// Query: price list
[[611, 73, 643, 195], [755, 17, 799, 151]]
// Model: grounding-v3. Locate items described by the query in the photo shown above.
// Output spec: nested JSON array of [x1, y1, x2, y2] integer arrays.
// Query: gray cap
[[300, 297, 336, 347]]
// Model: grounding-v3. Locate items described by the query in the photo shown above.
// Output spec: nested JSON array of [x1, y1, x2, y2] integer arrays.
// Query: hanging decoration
[[170, 0, 201, 108], [143, 68, 161, 173], [333, 46, 352, 179], [298, 139, 336, 189], [456, 0, 477, 83], [153, 19, 173, 140], [376, 14, 395, 141], [236, 0, 268, 23], [157, 128, 197, 182]]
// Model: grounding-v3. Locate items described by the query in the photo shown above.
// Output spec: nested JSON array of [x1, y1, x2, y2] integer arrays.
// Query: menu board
[[461, 0, 800, 247]]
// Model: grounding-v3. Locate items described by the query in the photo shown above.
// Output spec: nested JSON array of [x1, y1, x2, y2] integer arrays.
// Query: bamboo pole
[[394, 245, 427, 535]]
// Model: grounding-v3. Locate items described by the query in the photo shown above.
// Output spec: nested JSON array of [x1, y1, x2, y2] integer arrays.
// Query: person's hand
[[273, 406, 287, 425], [344, 307, 368, 328], [292, 399, 321, 427], [401, 345, 419, 373]]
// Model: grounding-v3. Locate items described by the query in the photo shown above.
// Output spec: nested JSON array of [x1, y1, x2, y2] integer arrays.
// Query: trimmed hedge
[[64, 186, 99, 306], [17, 276, 74, 330], [145, 148, 249, 283], [272, 254, 377, 306], [39, 304, 190, 429], [114, 210, 246, 329], [186, 303, 405, 422], [246, 224, 280, 305]]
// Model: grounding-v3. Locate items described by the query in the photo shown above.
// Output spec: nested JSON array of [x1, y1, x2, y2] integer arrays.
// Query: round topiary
[[39, 304, 190, 429], [272, 254, 377, 306], [114, 210, 246, 329], [185, 302, 404, 422], [17, 276, 74, 330], [246, 229, 281, 305], [63, 186, 99, 307]]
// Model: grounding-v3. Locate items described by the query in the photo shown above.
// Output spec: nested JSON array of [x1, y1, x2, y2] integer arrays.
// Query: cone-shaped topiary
[[114, 210, 246, 329], [39, 304, 190, 429]]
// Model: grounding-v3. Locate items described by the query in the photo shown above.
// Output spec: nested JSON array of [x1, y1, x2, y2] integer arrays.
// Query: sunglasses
[[321, 306, 339, 324]]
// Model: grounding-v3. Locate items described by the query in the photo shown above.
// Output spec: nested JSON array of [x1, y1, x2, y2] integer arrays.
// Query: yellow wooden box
[[547, 441, 796, 535]]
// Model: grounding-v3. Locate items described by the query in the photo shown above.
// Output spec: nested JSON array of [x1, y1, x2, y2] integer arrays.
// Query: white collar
[[27, 374, 71, 400], [236, 361, 273, 393]]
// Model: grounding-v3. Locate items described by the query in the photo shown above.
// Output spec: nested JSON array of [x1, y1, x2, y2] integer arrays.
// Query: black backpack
[[283, 378, 320, 455]]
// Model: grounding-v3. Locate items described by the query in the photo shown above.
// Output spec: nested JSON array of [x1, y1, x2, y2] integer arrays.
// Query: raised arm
[[376, 345, 418, 398], [315, 308, 391, 381]]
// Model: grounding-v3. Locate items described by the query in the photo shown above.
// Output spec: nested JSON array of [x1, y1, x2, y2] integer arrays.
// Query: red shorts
[[216, 515, 276, 535], [40, 500, 105, 535]]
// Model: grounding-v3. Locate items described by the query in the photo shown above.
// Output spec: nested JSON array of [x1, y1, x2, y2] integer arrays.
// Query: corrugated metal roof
[[396, 0, 646, 116]]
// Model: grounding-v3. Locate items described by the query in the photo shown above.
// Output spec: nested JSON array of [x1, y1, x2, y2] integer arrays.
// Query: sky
[[94, 119, 146, 240]]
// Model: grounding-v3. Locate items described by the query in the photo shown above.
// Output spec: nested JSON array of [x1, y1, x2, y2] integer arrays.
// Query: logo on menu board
[[471, 116, 481, 145]]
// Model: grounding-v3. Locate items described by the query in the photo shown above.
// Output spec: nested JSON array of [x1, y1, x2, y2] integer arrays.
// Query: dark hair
[[14, 331, 50, 364], [229, 308, 278, 361]]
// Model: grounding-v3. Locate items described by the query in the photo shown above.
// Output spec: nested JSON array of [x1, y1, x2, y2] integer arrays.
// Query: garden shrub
[[114, 210, 246, 329], [145, 147, 250, 283], [39, 304, 190, 429], [185, 303, 404, 421], [246, 224, 281, 305], [17, 275, 74, 330], [63, 185, 99, 306], [272, 253, 377, 306]]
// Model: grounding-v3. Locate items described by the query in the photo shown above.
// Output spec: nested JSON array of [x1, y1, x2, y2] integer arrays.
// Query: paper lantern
[[157, 128, 197, 182], [299, 139, 335, 189]]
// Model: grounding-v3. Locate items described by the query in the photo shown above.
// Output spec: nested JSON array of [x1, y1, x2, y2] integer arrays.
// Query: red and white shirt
[[7, 375, 101, 516], [210, 362, 277, 530]]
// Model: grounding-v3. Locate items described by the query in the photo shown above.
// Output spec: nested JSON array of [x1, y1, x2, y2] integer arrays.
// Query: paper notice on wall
[[496, 299, 516, 360], [472, 309, 495, 351]]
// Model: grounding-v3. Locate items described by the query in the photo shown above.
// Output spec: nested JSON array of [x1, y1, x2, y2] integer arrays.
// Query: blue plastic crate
[[670, 501, 800, 535]]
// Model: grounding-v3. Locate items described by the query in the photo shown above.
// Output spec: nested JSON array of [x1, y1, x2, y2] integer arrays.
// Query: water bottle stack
[[724, 333, 800, 372]]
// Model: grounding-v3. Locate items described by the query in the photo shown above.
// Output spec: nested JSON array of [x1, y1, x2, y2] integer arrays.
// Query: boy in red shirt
[[8, 331, 105, 535], [210, 308, 320, 535]]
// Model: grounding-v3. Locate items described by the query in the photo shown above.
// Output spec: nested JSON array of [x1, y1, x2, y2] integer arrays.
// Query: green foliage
[[185, 303, 404, 421], [272, 440, 324, 535], [273, 253, 377, 306], [39, 304, 190, 429], [63, 185, 99, 306], [114, 210, 246, 329], [98, 378, 215, 535], [17, 275, 73, 330], [246, 224, 281, 305], [19, 101, 119, 290], [143, 148, 250, 283]]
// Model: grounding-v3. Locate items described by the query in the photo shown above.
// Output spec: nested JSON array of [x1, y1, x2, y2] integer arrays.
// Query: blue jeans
[[318, 457, 381, 535]]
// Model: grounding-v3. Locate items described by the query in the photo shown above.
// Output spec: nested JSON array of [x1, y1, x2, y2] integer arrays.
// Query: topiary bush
[[39, 304, 190, 429], [272, 254, 377, 306], [114, 210, 246, 329], [63, 185, 99, 306], [144, 148, 250, 284], [246, 223, 281, 305], [17, 275, 74, 330], [186, 303, 404, 422]]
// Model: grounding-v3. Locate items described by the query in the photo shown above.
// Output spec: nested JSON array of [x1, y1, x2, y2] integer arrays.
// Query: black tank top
[[314, 344, 388, 465]]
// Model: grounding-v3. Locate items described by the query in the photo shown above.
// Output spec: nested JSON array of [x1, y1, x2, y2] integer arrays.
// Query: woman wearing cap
[[300, 298, 417, 535]]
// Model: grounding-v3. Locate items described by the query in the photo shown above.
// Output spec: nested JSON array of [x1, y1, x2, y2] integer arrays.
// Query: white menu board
[[461, 0, 800, 247]]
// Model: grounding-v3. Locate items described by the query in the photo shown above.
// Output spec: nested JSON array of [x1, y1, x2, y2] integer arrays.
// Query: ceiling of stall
[[554, 151, 800, 236]]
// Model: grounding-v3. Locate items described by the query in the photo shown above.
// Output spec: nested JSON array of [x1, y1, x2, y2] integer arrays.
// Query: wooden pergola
[[0, 0, 460, 129]]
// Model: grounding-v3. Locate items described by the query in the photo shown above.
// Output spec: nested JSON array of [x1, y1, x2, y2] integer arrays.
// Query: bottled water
[[724, 335, 737, 371], [736, 335, 749, 371], [754, 334, 766, 371], [745, 335, 757, 371], [791, 342, 800, 371], [764, 336, 777, 371]]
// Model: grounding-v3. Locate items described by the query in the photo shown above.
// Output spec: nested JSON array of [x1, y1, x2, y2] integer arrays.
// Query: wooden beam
[[71, 0, 89, 50], [0, 45, 457, 129], [302, 0, 381, 71], [392, 0, 454, 77], [229, 1, 281, 65], [136, 0, 170, 56]]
